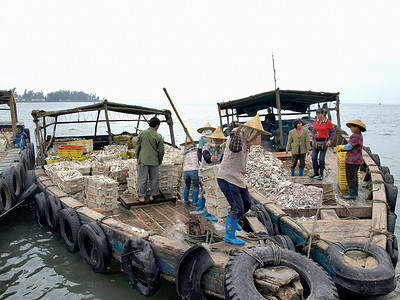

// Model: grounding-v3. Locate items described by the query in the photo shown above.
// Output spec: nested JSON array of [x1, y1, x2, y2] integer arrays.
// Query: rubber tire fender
[[383, 173, 395, 185], [176, 243, 214, 300], [45, 194, 62, 233], [273, 235, 296, 252], [78, 222, 111, 273], [60, 207, 81, 253], [224, 245, 339, 300], [387, 212, 397, 234], [26, 142, 35, 170], [385, 183, 398, 213], [363, 146, 372, 156], [2, 165, 22, 203], [34, 192, 48, 225], [379, 166, 390, 175], [387, 234, 398, 268], [370, 153, 381, 167], [17, 162, 26, 192], [327, 241, 396, 296], [18, 151, 29, 176], [24, 170, 37, 193], [0, 178, 12, 213], [253, 204, 274, 236], [121, 237, 161, 297]]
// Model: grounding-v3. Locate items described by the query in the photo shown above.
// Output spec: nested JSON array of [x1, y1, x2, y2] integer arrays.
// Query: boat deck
[[0, 148, 21, 173]]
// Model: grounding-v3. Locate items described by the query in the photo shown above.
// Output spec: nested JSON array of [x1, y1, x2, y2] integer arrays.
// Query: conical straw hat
[[197, 122, 216, 134], [204, 126, 227, 140], [180, 136, 199, 146], [346, 119, 366, 132], [235, 113, 271, 135]]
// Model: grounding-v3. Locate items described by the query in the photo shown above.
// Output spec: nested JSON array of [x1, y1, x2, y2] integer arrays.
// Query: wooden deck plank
[[155, 204, 190, 233], [130, 207, 166, 233]]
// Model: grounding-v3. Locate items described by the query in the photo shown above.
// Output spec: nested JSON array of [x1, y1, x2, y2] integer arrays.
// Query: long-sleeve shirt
[[183, 145, 199, 171], [135, 127, 164, 166], [344, 131, 363, 165], [312, 118, 335, 140]]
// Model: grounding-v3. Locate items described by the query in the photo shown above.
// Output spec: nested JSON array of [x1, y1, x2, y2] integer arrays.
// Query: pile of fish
[[245, 146, 288, 195], [245, 146, 323, 209], [0, 132, 13, 152], [267, 181, 323, 209]]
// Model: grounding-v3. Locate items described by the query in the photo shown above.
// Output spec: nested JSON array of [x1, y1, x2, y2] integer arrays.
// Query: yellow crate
[[58, 145, 84, 158], [67, 139, 93, 153], [337, 152, 346, 164], [113, 136, 131, 141], [338, 181, 349, 191]]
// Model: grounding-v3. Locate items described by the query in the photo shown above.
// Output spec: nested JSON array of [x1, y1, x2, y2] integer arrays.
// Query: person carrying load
[[217, 114, 271, 245], [197, 126, 226, 221], [181, 136, 200, 206], [334, 119, 366, 199]]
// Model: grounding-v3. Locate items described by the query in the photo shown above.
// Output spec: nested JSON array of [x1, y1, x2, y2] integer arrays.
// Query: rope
[[0, 197, 27, 218], [242, 247, 264, 267], [271, 244, 282, 266], [185, 228, 218, 244]]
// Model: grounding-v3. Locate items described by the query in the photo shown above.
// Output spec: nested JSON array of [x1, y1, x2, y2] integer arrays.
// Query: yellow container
[[120, 152, 127, 159], [58, 145, 84, 158], [113, 136, 131, 141]]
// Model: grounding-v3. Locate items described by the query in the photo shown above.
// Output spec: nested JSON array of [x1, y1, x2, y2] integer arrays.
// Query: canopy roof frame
[[0, 90, 18, 138]]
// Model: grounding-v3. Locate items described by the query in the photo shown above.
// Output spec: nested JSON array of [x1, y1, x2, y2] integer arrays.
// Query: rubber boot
[[184, 189, 190, 205], [299, 168, 304, 176], [196, 198, 205, 211], [309, 167, 319, 178], [224, 216, 245, 245], [317, 166, 323, 180], [354, 183, 359, 196], [229, 218, 242, 231], [343, 188, 357, 199], [192, 190, 199, 207], [204, 207, 218, 221], [291, 168, 295, 176]]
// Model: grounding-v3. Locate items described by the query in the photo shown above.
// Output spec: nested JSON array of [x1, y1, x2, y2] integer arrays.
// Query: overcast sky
[[1, 0, 399, 104]]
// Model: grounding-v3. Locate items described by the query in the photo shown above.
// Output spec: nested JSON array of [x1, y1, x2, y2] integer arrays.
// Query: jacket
[[135, 127, 164, 166], [286, 127, 310, 155]]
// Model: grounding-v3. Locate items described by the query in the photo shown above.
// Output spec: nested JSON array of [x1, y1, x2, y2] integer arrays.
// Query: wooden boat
[[32, 100, 343, 300], [0, 90, 37, 217], [217, 89, 398, 297]]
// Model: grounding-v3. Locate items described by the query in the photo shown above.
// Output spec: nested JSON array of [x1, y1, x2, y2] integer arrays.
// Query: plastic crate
[[67, 139, 93, 153], [58, 145, 84, 158]]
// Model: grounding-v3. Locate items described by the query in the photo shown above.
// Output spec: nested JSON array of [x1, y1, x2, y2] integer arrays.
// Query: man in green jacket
[[286, 119, 310, 176], [135, 117, 165, 202]]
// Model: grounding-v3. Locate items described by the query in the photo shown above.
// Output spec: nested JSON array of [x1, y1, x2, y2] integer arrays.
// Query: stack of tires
[[0, 140, 37, 215]]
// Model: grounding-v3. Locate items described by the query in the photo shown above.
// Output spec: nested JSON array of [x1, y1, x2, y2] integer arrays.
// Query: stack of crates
[[337, 152, 360, 191], [67, 139, 93, 154], [84, 175, 119, 213], [56, 170, 84, 194], [58, 145, 84, 158], [200, 165, 230, 218]]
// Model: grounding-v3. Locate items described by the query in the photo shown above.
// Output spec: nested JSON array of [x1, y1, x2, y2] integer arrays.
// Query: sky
[[1, 0, 400, 105]]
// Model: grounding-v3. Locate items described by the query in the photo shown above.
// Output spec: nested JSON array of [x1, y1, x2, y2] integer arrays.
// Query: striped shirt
[[183, 146, 199, 171]]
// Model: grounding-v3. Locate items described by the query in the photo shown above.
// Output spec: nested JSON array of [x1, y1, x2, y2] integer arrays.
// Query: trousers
[[138, 164, 159, 197], [217, 178, 252, 219]]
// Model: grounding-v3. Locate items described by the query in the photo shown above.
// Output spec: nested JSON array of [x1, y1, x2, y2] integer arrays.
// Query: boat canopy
[[217, 89, 341, 147], [32, 100, 176, 164]]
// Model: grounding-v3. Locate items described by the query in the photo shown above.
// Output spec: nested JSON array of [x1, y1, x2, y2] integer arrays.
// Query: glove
[[334, 145, 344, 152]]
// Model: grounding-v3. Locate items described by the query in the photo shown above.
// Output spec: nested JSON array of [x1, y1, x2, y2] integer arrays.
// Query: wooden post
[[9, 92, 17, 139], [94, 109, 101, 140], [103, 100, 113, 145], [275, 88, 284, 147], [336, 94, 341, 129], [217, 103, 223, 130], [163, 88, 194, 144], [189, 211, 206, 235], [166, 110, 176, 147]]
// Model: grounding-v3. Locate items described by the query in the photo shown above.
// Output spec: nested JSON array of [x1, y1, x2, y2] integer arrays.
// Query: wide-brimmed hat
[[197, 122, 216, 134], [180, 136, 199, 146], [204, 126, 227, 140], [346, 119, 366, 132], [235, 113, 271, 135]]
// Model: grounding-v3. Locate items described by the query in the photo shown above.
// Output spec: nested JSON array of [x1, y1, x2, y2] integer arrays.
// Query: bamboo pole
[[163, 88, 194, 144]]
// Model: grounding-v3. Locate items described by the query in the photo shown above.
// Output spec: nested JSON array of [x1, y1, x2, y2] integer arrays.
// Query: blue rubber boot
[[299, 168, 304, 176], [196, 198, 205, 211], [204, 207, 218, 222], [183, 189, 190, 205], [291, 168, 295, 176], [227, 217, 242, 231], [343, 188, 357, 199], [224, 217, 245, 245], [192, 190, 199, 207]]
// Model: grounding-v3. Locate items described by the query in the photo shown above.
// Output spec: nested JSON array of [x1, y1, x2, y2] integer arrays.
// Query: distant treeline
[[13, 88, 102, 102]]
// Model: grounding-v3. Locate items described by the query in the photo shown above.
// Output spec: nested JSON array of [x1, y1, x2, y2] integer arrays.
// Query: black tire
[[45, 194, 62, 233], [0, 178, 12, 213], [17, 162, 26, 192], [25, 142, 35, 170], [24, 170, 37, 192], [224, 245, 339, 300], [254, 204, 274, 236], [2, 165, 22, 203], [383, 173, 395, 185], [370, 154, 381, 167], [387, 234, 398, 268], [18, 151, 29, 176], [34, 192, 48, 225], [78, 222, 111, 273], [363, 146, 372, 156], [387, 212, 397, 234], [385, 184, 398, 213], [379, 166, 390, 175], [121, 237, 161, 297], [273, 235, 292, 250], [273, 223, 280, 235], [60, 207, 81, 253], [327, 241, 396, 296]]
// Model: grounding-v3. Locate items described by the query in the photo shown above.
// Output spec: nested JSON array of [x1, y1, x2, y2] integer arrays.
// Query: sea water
[[0, 101, 399, 299]]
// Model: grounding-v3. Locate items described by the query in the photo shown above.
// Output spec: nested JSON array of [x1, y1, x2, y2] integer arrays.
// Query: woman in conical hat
[[197, 122, 216, 149], [197, 122, 216, 134], [334, 119, 366, 200], [216, 113, 270, 245]]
